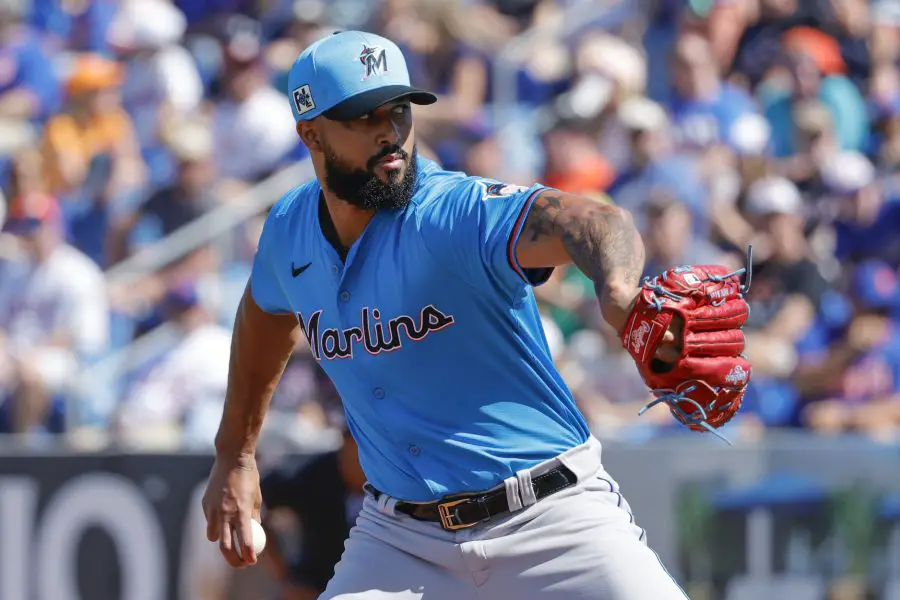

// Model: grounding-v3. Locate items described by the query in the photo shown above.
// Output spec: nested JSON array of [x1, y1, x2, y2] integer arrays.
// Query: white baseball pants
[[318, 437, 689, 600]]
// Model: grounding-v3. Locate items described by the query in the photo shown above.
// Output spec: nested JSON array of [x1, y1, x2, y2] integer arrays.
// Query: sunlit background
[[1, 0, 900, 599]]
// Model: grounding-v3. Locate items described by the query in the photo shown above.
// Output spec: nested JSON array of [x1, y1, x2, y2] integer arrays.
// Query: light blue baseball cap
[[287, 30, 437, 122]]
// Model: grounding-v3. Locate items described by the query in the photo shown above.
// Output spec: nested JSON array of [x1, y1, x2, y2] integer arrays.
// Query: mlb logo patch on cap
[[292, 84, 315, 116]]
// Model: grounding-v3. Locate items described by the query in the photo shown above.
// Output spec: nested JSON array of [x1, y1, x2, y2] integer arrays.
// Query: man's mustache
[[367, 146, 408, 169]]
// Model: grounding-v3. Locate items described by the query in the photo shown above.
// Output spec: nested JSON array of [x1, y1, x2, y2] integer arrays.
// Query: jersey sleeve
[[419, 177, 554, 299], [249, 206, 293, 315]]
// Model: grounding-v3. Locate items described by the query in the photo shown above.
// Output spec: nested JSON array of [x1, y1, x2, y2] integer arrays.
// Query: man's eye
[[393, 105, 410, 115]]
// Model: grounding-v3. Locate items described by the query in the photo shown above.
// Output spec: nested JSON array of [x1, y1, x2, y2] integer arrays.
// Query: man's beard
[[323, 144, 418, 211]]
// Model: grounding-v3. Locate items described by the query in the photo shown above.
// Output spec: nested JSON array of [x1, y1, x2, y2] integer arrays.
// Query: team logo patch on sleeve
[[477, 179, 529, 200], [292, 85, 315, 115]]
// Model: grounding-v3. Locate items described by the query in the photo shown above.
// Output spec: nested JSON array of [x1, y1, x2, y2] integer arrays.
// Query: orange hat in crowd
[[782, 27, 847, 75], [544, 156, 616, 196], [65, 54, 123, 96], [4, 193, 62, 234]]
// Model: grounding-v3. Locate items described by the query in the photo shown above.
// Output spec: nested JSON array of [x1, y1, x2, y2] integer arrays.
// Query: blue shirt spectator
[[820, 151, 900, 268], [669, 82, 759, 151], [29, 0, 118, 55], [609, 156, 709, 236], [665, 31, 759, 153], [760, 50, 869, 157], [0, 24, 60, 123]]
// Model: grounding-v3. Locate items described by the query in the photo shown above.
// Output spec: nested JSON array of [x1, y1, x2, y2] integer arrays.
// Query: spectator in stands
[[260, 428, 366, 600], [769, 98, 839, 192], [607, 96, 710, 237], [113, 281, 231, 447], [761, 46, 869, 158], [270, 334, 344, 435], [824, 151, 900, 268], [379, 0, 494, 133], [815, 0, 872, 85], [105, 120, 223, 331], [561, 33, 647, 174], [533, 263, 597, 346], [869, 60, 900, 172], [717, 112, 774, 246], [729, 0, 813, 88], [557, 320, 667, 440], [210, 15, 296, 187], [640, 191, 725, 279], [41, 54, 144, 198], [32, 0, 119, 55], [796, 259, 900, 440], [667, 31, 759, 156], [458, 129, 503, 179], [0, 0, 60, 125], [542, 124, 615, 196], [40, 53, 146, 265], [264, 5, 331, 105], [872, 0, 900, 65], [108, 119, 216, 264], [106, 0, 204, 188], [0, 191, 109, 436], [743, 176, 828, 378]]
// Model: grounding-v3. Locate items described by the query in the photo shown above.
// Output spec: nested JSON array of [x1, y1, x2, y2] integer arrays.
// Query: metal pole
[[104, 160, 314, 287]]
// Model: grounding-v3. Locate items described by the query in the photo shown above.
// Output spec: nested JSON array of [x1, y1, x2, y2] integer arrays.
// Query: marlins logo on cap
[[287, 31, 436, 122], [359, 45, 388, 80]]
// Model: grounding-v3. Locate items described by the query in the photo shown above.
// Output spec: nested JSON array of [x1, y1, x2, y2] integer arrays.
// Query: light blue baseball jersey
[[251, 156, 591, 501]]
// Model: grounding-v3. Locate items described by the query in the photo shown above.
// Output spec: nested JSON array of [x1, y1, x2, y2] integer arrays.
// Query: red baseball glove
[[621, 255, 752, 443]]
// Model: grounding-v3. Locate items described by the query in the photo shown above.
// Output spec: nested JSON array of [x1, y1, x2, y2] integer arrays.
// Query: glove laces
[[637, 246, 754, 445], [639, 391, 735, 445]]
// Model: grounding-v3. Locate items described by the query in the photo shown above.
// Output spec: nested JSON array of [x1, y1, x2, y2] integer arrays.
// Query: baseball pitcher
[[201, 30, 752, 599]]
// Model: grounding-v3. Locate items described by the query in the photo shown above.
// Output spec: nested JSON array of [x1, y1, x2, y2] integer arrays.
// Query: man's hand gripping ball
[[622, 252, 753, 443]]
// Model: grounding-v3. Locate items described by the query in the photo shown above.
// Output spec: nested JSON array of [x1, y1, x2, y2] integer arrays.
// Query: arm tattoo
[[523, 190, 645, 289]]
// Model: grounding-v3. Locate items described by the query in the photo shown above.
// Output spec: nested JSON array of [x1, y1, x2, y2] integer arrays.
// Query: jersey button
[[373, 388, 385, 399], [408, 445, 421, 457], [332, 265, 340, 274], [340, 290, 350, 302]]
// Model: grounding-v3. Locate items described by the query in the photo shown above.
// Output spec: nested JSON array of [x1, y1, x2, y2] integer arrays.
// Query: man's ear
[[296, 121, 322, 152]]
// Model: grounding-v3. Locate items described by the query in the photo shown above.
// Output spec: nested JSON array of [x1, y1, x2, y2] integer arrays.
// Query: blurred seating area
[[1, 0, 900, 448]]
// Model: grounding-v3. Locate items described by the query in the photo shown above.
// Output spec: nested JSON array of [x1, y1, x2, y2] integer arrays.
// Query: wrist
[[214, 433, 257, 465], [597, 281, 639, 335]]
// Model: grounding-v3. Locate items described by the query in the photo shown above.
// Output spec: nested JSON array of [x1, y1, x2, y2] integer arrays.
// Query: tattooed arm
[[517, 190, 645, 333]]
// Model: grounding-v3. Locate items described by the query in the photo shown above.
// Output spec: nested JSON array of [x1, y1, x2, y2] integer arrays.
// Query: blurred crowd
[[1, 0, 900, 447]]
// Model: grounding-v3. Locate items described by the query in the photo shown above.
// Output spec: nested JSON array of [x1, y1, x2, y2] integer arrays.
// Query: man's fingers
[[205, 506, 220, 542], [220, 519, 233, 552], [236, 515, 258, 565], [654, 315, 684, 364], [655, 346, 680, 364], [219, 519, 245, 568]]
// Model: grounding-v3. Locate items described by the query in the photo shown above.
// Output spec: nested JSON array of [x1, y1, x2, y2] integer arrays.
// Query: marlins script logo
[[359, 44, 387, 80], [298, 305, 455, 361]]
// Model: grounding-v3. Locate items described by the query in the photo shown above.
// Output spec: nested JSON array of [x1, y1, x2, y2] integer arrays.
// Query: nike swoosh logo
[[291, 262, 311, 277]]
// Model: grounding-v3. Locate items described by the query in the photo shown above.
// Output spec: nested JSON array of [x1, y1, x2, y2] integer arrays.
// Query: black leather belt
[[368, 465, 577, 531]]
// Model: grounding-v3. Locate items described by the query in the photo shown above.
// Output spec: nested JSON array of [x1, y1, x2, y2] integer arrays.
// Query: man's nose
[[376, 118, 401, 146]]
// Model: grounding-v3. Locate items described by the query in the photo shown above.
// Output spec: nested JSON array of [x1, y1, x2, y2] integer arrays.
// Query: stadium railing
[[66, 159, 315, 431]]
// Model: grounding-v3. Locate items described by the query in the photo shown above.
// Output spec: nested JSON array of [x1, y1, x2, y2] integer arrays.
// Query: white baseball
[[232, 518, 267, 558]]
